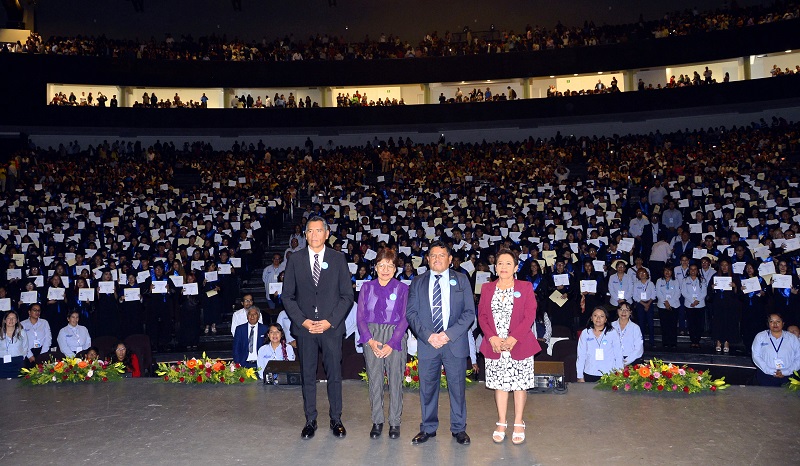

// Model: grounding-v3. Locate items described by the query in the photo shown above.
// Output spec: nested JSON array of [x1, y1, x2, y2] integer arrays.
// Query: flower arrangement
[[156, 353, 257, 384], [786, 371, 800, 392], [596, 359, 729, 394], [20, 357, 125, 385], [359, 356, 474, 389]]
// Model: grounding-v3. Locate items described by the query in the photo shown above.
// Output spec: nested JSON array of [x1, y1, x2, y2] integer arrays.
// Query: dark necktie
[[432, 274, 443, 333], [249, 326, 254, 353], [313, 254, 321, 286]]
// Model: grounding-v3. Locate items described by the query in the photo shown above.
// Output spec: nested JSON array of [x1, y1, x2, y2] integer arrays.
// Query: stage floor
[[1, 379, 798, 465]]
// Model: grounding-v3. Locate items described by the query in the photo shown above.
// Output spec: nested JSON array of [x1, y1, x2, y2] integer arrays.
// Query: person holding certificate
[[70, 278, 95, 336], [202, 262, 223, 335], [95, 270, 120, 339], [740, 262, 768, 350], [178, 272, 202, 350], [546, 259, 577, 331], [578, 260, 605, 319], [707, 258, 741, 354], [771, 259, 799, 327], [681, 264, 707, 349], [119, 272, 144, 338], [44, 274, 67, 341], [751, 313, 800, 386]]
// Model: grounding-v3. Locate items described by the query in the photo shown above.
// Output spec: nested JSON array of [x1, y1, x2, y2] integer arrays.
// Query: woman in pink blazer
[[478, 249, 540, 446]]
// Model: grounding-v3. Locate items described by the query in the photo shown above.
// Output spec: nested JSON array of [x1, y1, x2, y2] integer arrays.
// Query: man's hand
[[428, 332, 450, 349], [308, 319, 332, 334]]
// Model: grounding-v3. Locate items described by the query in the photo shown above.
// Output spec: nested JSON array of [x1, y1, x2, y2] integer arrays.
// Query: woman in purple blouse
[[357, 248, 409, 440]]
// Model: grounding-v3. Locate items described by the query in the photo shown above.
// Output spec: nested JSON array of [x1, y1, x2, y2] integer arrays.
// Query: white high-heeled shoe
[[512, 422, 526, 445], [492, 422, 507, 443]]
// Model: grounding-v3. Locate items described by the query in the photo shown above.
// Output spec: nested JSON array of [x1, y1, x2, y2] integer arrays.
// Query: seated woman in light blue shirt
[[0, 311, 32, 378], [752, 313, 800, 387], [611, 303, 643, 366], [577, 306, 624, 383], [56, 310, 92, 358], [257, 323, 296, 380]]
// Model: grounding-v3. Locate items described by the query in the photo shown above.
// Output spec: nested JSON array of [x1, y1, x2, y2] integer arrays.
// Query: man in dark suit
[[232, 307, 267, 368], [406, 240, 475, 446], [283, 216, 354, 440], [640, 213, 663, 264]]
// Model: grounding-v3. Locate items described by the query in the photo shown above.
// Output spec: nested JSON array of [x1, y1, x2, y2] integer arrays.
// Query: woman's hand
[[488, 336, 504, 353], [368, 339, 383, 358], [502, 336, 518, 352]]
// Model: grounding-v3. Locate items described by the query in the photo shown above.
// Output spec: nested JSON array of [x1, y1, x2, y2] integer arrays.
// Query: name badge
[[775, 359, 784, 369], [595, 348, 605, 361], [617, 290, 625, 299], [692, 294, 698, 300], [34, 340, 42, 348], [640, 292, 647, 300]]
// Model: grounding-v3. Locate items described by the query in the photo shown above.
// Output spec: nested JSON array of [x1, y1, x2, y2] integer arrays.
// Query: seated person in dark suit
[[233, 307, 267, 368]]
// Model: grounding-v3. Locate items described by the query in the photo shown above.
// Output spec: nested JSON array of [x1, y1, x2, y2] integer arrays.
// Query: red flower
[[683, 386, 690, 393], [612, 386, 618, 391], [633, 364, 639, 370], [657, 385, 664, 391], [235, 363, 241, 368], [179, 377, 185, 383], [85, 376, 91, 381], [197, 376, 203, 383], [239, 377, 245, 383], [649, 375, 654, 381], [62, 375, 68, 380], [687, 368, 695, 373], [697, 370, 703, 375], [220, 377, 225, 382], [665, 373, 673, 379], [412, 376, 419, 382], [404, 368, 410, 376], [25, 375, 30, 379], [49, 369, 54, 373], [164, 376, 169, 381], [710, 385, 717, 391], [102, 377, 108, 382], [622, 370, 630, 378]]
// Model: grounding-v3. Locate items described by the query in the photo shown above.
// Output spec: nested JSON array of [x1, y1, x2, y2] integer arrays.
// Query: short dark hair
[[496, 248, 518, 266], [306, 216, 329, 232], [428, 240, 451, 257], [375, 248, 397, 265]]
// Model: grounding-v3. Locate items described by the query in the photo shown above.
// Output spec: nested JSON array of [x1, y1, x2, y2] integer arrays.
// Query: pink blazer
[[478, 279, 541, 360]]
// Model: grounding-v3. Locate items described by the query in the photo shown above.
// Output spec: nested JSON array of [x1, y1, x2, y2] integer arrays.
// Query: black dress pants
[[297, 331, 343, 423]]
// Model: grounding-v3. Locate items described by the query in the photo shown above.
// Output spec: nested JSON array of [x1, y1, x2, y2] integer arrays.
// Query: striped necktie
[[313, 254, 321, 286], [432, 274, 443, 333]]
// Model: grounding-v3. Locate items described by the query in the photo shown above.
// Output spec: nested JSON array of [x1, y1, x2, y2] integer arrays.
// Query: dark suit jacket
[[406, 269, 475, 359], [233, 322, 267, 364], [641, 222, 662, 256], [282, 247, 354, 339]]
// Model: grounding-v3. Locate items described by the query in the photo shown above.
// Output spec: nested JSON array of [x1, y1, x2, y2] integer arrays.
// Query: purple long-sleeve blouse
[[356, 278, 409, 351]]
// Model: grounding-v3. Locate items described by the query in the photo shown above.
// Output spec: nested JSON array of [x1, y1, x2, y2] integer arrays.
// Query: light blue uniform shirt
[[576, 328, 624, 378], [752, 330, 800, 376]]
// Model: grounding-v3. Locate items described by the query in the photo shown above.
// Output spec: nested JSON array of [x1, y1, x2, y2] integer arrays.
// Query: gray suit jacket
[[282, 247, 354, 339], [406, 269, 475, 359]]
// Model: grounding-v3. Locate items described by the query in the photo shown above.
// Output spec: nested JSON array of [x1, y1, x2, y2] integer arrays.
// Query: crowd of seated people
[[49, 91, 115, 107], [1, 115, 800, 369], [438, 87, 518, 104], [771, 64, 800, 76], [132, 92, 208, 108], [336, 92, 404, 107], [2, 2, 798, 61], [234, 93, 319, 108], [546, 77, 622, 98]]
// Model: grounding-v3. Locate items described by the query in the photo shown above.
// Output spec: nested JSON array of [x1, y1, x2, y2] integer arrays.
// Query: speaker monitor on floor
[[265, 360, 302, 385]]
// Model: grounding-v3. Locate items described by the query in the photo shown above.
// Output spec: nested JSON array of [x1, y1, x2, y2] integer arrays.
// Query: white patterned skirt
[[485, 353, 535, 391]]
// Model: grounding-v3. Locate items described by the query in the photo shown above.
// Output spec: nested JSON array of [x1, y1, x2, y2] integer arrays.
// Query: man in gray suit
[[406, 240, 475, 445], [283, 216, 354, 440]]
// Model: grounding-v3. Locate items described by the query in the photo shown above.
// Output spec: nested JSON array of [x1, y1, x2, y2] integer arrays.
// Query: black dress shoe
[[452, 431, 471, 445], [370, 423, 383, 439], [301, 420, 317, 439], [411, 431, 436, 445], [330, 420, 347, 438], [388, 425, 400, 439]]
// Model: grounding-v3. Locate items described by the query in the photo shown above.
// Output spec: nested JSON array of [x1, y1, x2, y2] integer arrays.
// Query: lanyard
[[770, 336, 784, 354], [594, 332, 604, 347]]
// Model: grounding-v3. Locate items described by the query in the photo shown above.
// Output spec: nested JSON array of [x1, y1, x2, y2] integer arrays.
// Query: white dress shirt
[[427, 270, 451, 331], [246, 324, 259, 362], [276, 310, 295, 343], [307, 246, 326, 273]]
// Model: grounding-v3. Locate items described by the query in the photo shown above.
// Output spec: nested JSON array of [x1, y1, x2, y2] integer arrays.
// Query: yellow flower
[[244, 368, 257, 379]]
